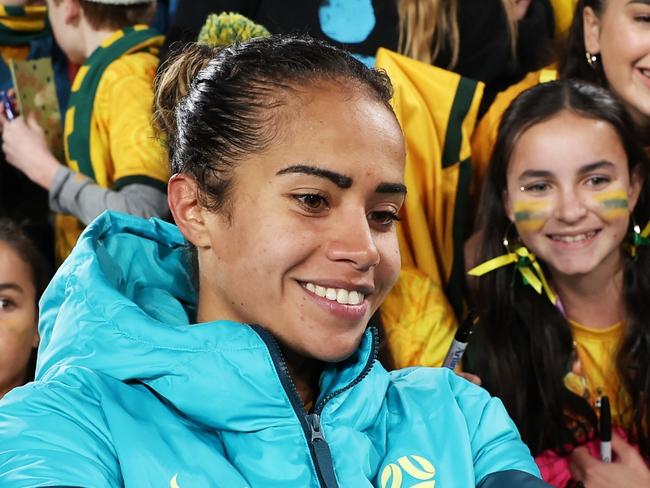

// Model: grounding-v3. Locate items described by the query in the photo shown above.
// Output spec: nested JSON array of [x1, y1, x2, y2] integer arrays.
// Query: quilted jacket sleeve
[[448, 372, 552, 487], [0, 380, 121, 487]]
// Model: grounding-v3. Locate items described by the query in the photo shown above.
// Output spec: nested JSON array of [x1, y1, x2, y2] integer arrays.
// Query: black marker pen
[[600, 395, 611, 463], [443, 312, 475, 369]]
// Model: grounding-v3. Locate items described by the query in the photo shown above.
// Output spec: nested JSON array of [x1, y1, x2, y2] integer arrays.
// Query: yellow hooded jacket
[[376, 49, 483, 368]]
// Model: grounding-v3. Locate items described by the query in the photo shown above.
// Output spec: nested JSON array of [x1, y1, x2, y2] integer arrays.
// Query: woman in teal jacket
[[0, 35, 547, 487]]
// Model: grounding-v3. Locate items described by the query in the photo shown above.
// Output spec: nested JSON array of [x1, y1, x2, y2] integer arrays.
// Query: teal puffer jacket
[[0, 212, 548, 487]]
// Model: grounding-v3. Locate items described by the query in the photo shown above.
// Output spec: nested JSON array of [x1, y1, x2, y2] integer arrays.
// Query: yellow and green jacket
[[376, 48, 483, 368]]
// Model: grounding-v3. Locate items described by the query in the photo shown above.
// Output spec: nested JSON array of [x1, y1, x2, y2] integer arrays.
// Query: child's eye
[[585, 175, 610, 187], [369, 210, 401, 229], [294, 193, 329, 212], [522, 182, 551, 193]]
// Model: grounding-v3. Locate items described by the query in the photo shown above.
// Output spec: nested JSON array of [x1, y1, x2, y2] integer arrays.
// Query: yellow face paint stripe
[[513, 200, 549, 228], [595, 189, 629, 209]]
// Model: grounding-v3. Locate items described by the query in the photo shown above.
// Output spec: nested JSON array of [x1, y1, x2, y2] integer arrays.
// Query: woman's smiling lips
[[298, 280, 372, 320]]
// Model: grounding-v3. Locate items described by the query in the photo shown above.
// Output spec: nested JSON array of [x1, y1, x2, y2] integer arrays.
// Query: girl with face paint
[[465, 79, 650, 487]]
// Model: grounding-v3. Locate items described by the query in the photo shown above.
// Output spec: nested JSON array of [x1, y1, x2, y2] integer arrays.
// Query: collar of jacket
[[36, 211, 390, 433]]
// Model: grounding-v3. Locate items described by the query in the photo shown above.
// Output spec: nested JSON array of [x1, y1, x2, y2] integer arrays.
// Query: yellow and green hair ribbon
[[197, 12, 270, 47], [629, 221, 650, 258], [468, 245, 558, 306]]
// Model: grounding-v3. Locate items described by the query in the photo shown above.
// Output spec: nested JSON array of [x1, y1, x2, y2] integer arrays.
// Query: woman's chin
[[304, 334, 365, 363]]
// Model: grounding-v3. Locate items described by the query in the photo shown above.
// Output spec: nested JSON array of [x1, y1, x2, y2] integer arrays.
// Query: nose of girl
[[554, 190, 588, 224]]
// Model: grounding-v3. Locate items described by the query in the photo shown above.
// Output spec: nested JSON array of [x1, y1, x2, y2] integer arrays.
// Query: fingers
[[569, 446, 596, 481], [0, 110, 8, 130], [26, 112, 43, 132], [611, 432, 647, 470]]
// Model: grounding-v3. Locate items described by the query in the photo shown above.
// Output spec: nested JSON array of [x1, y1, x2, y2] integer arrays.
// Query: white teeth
[[302, 282, 365, 305], [551, 231, 596, 243], [336, 289, 349, 304]]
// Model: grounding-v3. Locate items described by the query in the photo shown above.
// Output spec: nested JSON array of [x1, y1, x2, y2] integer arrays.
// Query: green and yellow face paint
[[593, 189, 629, 220], [513, 200, 550, 231]]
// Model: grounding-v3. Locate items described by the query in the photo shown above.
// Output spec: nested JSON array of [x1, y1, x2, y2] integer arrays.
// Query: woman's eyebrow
[[0, 283, 23, 293], [518, 169, 554, 180], [577, 160, 615, 175], [276, 165, 352, 188], [376, 182, 407, 195]]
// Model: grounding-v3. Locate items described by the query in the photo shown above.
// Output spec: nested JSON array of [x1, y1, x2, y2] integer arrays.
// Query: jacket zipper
[[252, 325, 379, 488]]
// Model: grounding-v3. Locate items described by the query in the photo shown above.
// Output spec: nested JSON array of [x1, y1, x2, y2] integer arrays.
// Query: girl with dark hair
[[0, 36, 548, 487], [465, 78, 650, 487], [0, 218, 48, 399]]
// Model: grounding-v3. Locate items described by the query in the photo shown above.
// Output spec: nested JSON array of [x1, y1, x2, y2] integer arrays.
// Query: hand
[[456, 371, 482, 386], [1, 111, 62, 189], [569, 432, 650, 488]]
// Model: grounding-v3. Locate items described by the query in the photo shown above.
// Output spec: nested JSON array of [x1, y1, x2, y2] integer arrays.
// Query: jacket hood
[[36, 212, 386, 431]]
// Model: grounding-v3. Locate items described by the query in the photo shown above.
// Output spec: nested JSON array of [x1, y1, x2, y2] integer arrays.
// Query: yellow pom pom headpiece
[[197, 12, 271, 47]]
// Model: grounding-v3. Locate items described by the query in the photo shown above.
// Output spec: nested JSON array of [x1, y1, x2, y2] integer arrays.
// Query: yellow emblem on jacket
[[381, 454, 436, 488]]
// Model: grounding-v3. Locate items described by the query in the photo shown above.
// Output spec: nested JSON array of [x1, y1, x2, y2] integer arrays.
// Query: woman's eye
[[585, 175, 610, 187], [294, 193, 329, 212], [0, 298, 15, 311], [522, 182, 551, 193], [369, 210, 401, 228]]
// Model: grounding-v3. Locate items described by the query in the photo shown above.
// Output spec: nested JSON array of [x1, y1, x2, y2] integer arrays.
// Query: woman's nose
[[324, 213, 380, 271]]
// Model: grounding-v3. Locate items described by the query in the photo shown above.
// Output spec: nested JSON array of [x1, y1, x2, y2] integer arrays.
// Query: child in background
[[465, 79, 650, 487], [0, 218, 49, 399], [0, 0, 70, 265], [1, 0, 169, 264]]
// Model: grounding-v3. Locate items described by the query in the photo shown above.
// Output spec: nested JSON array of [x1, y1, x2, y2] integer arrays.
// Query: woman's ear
[[168, 174, 213, 248], [583, 6, 602, 55], [32, 330, 40, 349]]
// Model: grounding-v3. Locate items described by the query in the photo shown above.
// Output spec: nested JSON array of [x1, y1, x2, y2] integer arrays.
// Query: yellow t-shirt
[[565, 319, 630, 427], [56, 34, 168, 262]]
